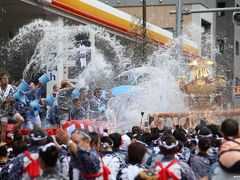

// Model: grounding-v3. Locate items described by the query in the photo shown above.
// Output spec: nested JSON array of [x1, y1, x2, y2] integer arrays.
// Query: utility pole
[[175, 0, 183, 61], [142, 0, 147, 64]]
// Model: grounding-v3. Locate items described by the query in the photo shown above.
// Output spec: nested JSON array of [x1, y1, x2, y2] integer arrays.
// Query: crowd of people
[[0, 70, 109, 141], [0, 116, 239, 179], [1, 71, 240, 179]]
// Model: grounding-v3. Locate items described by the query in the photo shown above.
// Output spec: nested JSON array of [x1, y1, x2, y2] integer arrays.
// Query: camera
[[149, 116, 154, 126], [144, 121, 148, 127]]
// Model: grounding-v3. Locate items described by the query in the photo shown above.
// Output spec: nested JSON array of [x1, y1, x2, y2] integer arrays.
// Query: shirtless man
[[0, 72, 24, 141]]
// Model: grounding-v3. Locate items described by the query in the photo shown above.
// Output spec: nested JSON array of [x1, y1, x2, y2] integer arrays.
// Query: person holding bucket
[[14, 97, 42, 130], [56, 80, 76, 125], [0, 71, 24, 142]]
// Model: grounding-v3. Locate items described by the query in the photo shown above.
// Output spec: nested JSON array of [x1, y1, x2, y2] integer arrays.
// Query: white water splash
[[8, 19, 191, 132]]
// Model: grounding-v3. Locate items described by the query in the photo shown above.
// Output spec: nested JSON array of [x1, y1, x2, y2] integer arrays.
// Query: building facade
[[99, 0, 215, 59], [234, 0, 240, 106]]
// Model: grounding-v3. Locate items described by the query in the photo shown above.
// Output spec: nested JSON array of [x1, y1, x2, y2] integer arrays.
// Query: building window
[[236, 77, 240, 86], [217, 39, 225, 54], [217, 2, 226, 16], [236, 41, 239, 56], [201, 19, 211, 57]]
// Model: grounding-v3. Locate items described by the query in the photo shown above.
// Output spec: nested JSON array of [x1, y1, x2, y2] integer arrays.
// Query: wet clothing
[[81, 97, 90, 112], [0, 158, 17, 180], [0, 160, 8, 172], [0, 84, 17, 121], [46, 103, 59, 126], [57, 88, 74, 124], [0, 84, 15, 113], [71, 107, 86, 120], [57, 145, 70, 177], [116, 164, 145, 180], [208, 147, 218, 163], [0, 146, 39, 180], [37, 169, 68, 180], [57, 88, 74, 112], [112, 148, 127, 166], [102, 151, 125, 180], [189, 152, 217, 179], [90, 96, 101, 112], [152, 156, 196, 180], [14, 98, 41, 129], [210, 162, 239, 180], [70, 148, 103, 180], [34, 84, 46, 102], [181, 147, 191, 163]]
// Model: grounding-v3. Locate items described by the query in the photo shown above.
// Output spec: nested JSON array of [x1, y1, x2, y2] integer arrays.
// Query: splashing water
[[7, 19, 191, 132]]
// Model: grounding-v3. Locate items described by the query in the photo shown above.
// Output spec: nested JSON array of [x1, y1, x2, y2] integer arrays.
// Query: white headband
[[199, 134, 212, 138], [191, 136, 199, 143], [30, 134, 47, 141], [101, 142, 112, 148], [159, 140, 178, 149], [215, 135, 224, 141], [40, 142, 56, 152]]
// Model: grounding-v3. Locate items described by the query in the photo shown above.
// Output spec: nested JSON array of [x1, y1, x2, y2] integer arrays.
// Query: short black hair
[[89, 132, 99, 148], [199, 127, 212, 136], [39, 143, 59, 168], [142, 133, 152, 146], [0, 145, 7, 157], [151, 128, 160, 140], [53, 84, 59, 91], [13, 133, 23, 142], [173, 127, 186, 143], [198, 137, 211, 152], [0, 69, 9, 78], [128, 142, 146, 165], [221, 119, 239, 137], [109, 133, 122, 148], [159, 135, 178, 156], [12, 141, 28, 156], [207, 124, 221, 136], [29, 127, 47, 146], [132, 126, 142, 136], [177, 141, 184, 152], [101, 136, 113, 149], [160, 127, 172, 136], [94, 88, 102, 96]]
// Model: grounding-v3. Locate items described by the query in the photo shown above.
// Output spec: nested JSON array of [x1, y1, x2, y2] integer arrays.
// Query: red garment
[[156, 160, 179, 180], [83, 156, 111, 180], [22, 151, 40, 179]]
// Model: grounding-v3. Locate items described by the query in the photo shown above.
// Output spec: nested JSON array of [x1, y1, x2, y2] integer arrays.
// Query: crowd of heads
[[0, 105, 239, 179], [0, 70, 111, 138]]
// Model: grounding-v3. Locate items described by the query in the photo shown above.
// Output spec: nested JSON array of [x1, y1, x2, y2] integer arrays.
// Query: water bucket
[[110, 85, 134, 96], [17, 81, 30, 92], [30, 100, 40, 111], [98, 106, 106, 113], [45, 95, 55, 106], [38, 73, 50, 84], [13, 90, 26, 103], [71, 88, 80, 98], [101, 90, 107, 98]]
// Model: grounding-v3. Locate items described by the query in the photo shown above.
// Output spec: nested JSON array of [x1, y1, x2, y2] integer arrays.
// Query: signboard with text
[[234, 86, 240, 98]]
